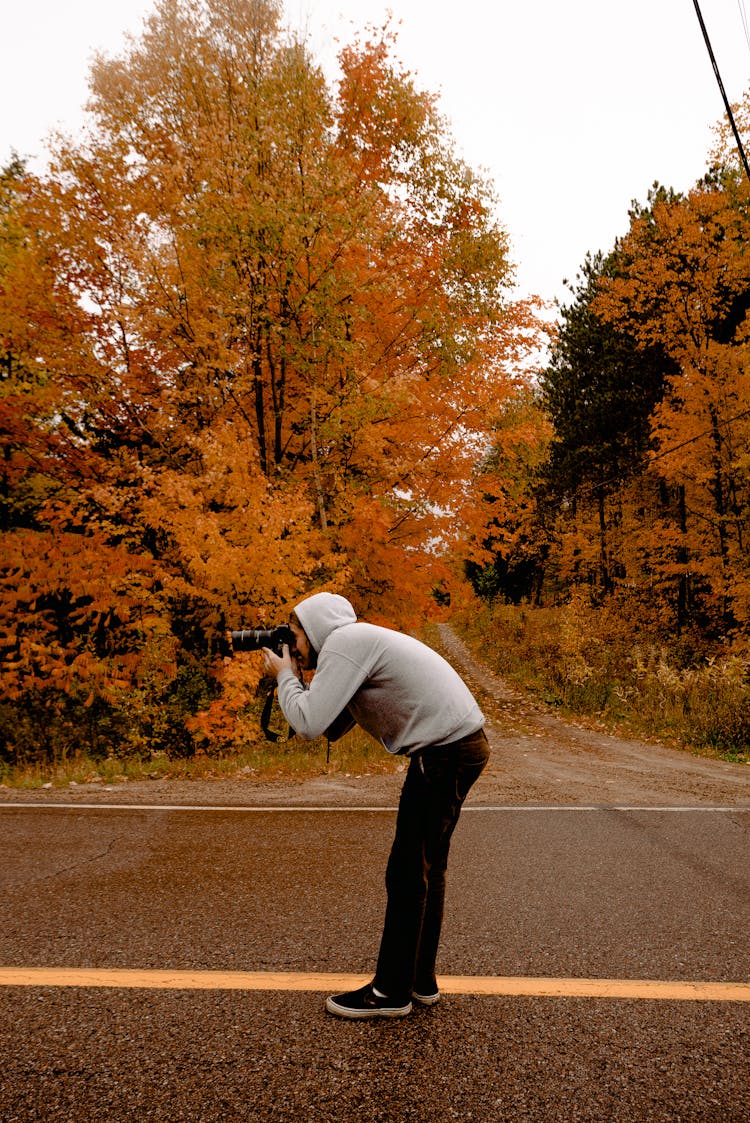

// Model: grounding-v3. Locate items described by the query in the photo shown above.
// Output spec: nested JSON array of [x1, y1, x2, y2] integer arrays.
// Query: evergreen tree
[[540, 249, 673, 506]]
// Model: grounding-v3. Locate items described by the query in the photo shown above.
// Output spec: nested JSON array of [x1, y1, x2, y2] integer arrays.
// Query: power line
[[692, 0, 750, 184], [565, 404, 750, 507], [648, 404, 750, 465], [737, 0, 750, 54]]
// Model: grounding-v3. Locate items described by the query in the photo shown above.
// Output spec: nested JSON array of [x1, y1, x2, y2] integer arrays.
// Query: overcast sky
[[2, 0, 749, 308]]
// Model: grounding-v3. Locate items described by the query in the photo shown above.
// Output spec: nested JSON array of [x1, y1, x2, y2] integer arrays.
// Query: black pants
[[373, 728, 490, 999]]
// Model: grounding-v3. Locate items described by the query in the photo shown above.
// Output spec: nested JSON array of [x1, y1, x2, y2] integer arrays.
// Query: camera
[[230, 624, 294, 656]]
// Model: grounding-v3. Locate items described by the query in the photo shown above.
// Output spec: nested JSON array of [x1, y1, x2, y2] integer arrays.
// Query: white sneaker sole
[[325, 996, 413, 1018], [412, 991, 440, 1006]]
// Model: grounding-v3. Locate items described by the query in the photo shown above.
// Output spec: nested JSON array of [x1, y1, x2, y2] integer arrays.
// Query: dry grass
[[0, 727, 400, 790], [454, 600, 750, 763]]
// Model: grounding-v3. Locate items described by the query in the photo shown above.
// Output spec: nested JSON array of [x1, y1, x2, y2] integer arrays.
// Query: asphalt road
[[3, 627, 750, 1121], [1, 803, 749, 1121]]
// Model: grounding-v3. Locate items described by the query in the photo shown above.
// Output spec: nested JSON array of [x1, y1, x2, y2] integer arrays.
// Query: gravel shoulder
[[2, 625, 749, 809]]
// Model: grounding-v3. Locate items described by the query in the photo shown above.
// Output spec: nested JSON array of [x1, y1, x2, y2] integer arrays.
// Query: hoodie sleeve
[[276, 650, 369, 741]]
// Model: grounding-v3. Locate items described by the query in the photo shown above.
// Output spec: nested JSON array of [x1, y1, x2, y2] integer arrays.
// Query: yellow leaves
[[0, 525, 173, 703], [137, 419, 321, 615], [336, 23, 432, 183], [573, 173, 750, 631], [708, 91, 750, 217], [596, 183, 750, 364], [187, 652, 264, 749], [31, 0, 534, 607]]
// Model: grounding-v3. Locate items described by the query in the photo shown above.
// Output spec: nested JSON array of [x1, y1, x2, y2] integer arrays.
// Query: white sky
[[2, 0, 749, 309]]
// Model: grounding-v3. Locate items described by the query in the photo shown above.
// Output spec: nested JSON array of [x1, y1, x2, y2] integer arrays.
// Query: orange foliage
[[0, 0, 541, 761], [595, 178, 750, 631]]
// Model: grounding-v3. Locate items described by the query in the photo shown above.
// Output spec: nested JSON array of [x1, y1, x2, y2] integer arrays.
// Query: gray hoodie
[[276, 592, 484, 754]]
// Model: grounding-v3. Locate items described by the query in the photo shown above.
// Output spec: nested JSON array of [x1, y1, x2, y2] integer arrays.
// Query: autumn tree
[[463, 383, 551, 604], [468, 167, 749, 643], [0, 157, 191, 764], [0, 0, 533, 762], [57, 0, 524, 610], [465, 247, 674, 609], [595, 176, 750, 635]]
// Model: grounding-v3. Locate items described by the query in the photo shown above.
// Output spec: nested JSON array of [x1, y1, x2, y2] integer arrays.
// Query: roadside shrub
[[0, 660, 226, 771], [455, 599, 750, 759]]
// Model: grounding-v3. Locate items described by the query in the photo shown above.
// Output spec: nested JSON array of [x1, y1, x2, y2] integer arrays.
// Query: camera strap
[[260, 681, 331, 761], [260, 684, 291, 743]]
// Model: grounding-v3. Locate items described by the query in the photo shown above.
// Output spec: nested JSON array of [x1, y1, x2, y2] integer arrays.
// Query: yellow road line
[[0, 968, 748, 1002]]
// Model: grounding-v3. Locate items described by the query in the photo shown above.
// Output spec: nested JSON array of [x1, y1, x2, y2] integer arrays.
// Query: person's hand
[[262, 643, 294, 680]]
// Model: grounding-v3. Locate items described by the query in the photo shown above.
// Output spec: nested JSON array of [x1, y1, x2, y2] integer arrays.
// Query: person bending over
[[261, 591, 489, 1020]]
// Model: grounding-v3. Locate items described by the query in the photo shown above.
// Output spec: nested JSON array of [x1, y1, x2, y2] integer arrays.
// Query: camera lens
[[231, 629, 272, 652]]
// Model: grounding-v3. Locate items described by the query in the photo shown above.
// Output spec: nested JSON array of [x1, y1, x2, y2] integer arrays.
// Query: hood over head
[[293, 592, 357, 654]]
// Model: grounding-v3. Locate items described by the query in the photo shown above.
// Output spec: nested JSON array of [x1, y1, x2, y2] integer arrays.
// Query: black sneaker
[[325, 983, 412, 1019]]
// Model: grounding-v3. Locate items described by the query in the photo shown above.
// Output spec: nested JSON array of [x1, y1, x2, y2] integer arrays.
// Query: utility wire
[[563, 404, 750, 508], [738, 0, 750, 53], [648, 404, 750, 466], [692, 0, 750, 184]]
